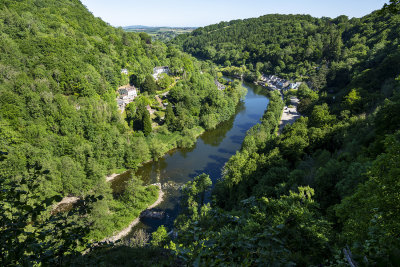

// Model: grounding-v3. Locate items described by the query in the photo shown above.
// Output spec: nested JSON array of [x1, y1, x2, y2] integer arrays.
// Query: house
[[289, 82, 302, 90], [153, 66, 169, 80], [118, 85, 137, 100], [282, 81, 290, 88], [121, 69, 128, 75], [117, 85, 137, 111], [260, 74, 268, 82], [214, 79, 226, 90]]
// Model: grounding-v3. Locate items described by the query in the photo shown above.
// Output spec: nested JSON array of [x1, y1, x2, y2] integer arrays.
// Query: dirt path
[[102, 183, 164, 243], [278, 95, 301, 134], [51, 196, 79, 213], [106, 173, 120, 182], [54, 173, 121, 212]]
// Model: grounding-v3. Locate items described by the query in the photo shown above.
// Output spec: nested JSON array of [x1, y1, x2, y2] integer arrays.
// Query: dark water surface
[[111, 79, 270, 235]]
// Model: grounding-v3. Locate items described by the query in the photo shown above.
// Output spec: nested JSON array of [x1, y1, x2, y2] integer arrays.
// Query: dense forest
[[157, 3, 400, 266], [0, 0, 245, 264], [172, 9, 400, 87], [2, 0, 400, 266]]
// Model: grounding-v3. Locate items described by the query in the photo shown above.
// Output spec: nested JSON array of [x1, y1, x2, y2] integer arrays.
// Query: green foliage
[[164, 104, 175, 131], [157, 73, 174, 89], [173, 186, 331, 266], [151, 225, 169, 247], [141, 75, 158, 94], [343, 88, 362, 113], [142, 108, 152, 136], [335, 131, 400, 266], [0, 163, 100, 265], [171, 10, 400, 260], [381, 0, 400, 14], [0, 0, 249, 264], [3, 0, 400, 265], [175, 173, 212, 230]]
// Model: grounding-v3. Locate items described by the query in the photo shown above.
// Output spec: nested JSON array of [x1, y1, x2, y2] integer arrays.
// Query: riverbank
[[124, 78, 271, 233], [51, 196, 79, 214], [106, 173, 121, 182], [102, 184, 164, 243], [106, 126, 206, 186], [55, 78, 247, 243]]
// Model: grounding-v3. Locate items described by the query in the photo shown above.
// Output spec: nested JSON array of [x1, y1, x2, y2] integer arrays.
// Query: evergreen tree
[[165, 104, 175, 130], [143, 109, 152, 136], [141, 75, 158, 94]]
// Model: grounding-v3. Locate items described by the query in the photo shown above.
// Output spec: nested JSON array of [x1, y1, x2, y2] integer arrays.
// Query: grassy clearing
[[87, 185, 159, 242]]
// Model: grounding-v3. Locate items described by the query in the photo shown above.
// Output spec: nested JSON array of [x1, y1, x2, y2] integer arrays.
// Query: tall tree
[[143, 108, 152, 136], [141, 75, 158, 94], [165, 104, 175, 130]]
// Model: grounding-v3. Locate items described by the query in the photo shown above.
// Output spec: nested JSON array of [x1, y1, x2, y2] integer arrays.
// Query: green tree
[[157, 73, 174, 89], [151, 225, 169, 247], [344, 88, 362, 113], [164, 104, 175, 130], [141, 75, 158, 94], [0, 163, 100, 265], [309, 104, 336, 128], [143, 109, 152, 136]]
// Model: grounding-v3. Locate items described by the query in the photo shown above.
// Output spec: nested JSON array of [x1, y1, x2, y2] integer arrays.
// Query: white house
[[117, 85, 137, 111], [289, 82, 302, 90], [153, 66, 169, 80], [118, 85, 137, 100]]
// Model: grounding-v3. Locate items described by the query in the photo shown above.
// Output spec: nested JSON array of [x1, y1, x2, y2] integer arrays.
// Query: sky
[[81, 0, 388, 27]]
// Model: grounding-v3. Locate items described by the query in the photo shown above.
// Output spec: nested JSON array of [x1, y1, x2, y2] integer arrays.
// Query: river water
[[111, 78, 270, 236]]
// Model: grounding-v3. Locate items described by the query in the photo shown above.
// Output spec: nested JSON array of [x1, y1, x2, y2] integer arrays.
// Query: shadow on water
[[247, 113, 265, 120], [236, 122, 257, 132], [229, 135, 245, 145], [109, 78, 270, 236], [200, 101, 245, 147], [218, 148, 236, 154]]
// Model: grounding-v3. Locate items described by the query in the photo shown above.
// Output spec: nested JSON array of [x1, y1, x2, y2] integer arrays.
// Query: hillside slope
[[0, 0, 246, 264], [162, 7, 400, 266]]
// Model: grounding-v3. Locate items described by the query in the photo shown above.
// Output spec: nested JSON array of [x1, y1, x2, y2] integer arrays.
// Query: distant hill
[[123, 25, 154, 29], [123, 25, 197, 41], [123, 25, 197, 30]]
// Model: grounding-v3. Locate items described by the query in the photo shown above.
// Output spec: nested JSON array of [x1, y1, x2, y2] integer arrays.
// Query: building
[[153, 66, 169, 80], [214, 79, 226, 90], [118, 85, 137, 100], [117, 85, 137, 111], [289, 82, 302, 90]]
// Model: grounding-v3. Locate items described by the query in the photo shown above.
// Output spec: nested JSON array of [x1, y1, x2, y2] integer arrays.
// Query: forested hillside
[[0, 0, 245, 264], [2, 0, 400, 265], [155, 5, 400, 266], [172, 11, 400, 87]]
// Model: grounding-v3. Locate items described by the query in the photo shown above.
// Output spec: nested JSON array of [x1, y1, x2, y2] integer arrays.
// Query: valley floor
[[103, 184, 164, 243]]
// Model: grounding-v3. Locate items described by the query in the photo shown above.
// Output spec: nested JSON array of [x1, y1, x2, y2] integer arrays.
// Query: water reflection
[[110, 79, 270, 234], [201, 102, 245, 147]]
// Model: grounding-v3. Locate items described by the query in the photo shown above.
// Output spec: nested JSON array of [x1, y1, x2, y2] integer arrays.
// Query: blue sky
[[81, 0, 388, 27]]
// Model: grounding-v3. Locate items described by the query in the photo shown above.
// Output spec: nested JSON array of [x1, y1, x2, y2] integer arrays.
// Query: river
[[111, 78, 270, 237]]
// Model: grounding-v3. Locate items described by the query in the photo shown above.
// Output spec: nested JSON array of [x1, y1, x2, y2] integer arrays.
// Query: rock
[[140, 210, 165, 219], [162, 181, 183, 190]]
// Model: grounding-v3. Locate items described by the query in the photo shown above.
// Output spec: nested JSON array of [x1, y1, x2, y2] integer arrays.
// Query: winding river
[[111, 78, 270, 237]]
